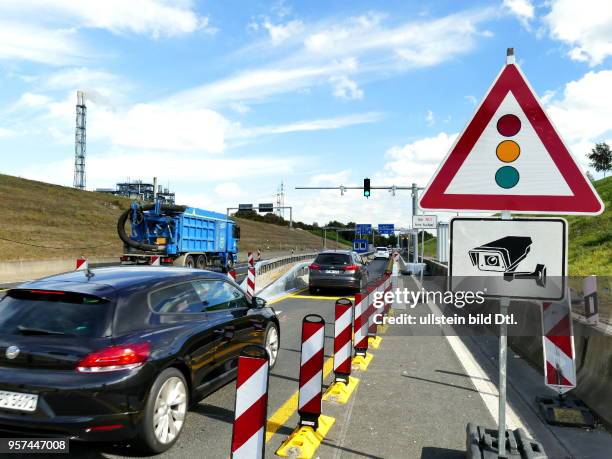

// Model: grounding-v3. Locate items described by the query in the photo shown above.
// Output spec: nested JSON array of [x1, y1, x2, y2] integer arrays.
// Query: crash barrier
[[333, 299, 353, 383], [415, 257, 612, 428], [256, 262, 310, 301], [75, 257, 88, 271], [298, 315, 325, 428], [542, 300, 576, 393], [277, 315, 335, 458], [246, 252, 256, 298], [228, 269, 237, 281], [231, 346, 270, 459], [353, 292, 369, 356], [244, 252, 318, 295], [0, 257, 118, 283]]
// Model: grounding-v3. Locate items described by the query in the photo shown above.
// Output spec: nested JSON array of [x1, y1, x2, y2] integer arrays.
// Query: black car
[[0, 267, 279, 453]]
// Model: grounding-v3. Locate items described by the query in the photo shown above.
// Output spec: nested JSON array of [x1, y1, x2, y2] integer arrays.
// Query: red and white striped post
[[583, 275, 598, 325], [246, 252, 256, 298], [150, 255, 160, 266], [333, 299, 353, 384], [353, 293, 369, 356], [231, 345, 270, 459], [227, 269, 237, 282], [541, 299, 576, 394], [298, 314, 325, 429], [384, 274, 392, 315], [367, 283, 378, 338], [75, 257, 88, 271], [256, 248, 262, 261]]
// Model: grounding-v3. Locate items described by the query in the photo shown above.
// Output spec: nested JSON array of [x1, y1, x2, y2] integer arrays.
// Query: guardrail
[[255, 253, 318, 275]]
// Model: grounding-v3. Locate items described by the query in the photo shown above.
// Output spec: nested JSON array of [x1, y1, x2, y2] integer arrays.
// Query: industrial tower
[[73, 90, 86, 189], [276, 181, 285, 218]]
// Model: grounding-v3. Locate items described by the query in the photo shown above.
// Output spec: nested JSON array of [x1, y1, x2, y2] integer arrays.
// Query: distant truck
[[118, 201, 240, 270]]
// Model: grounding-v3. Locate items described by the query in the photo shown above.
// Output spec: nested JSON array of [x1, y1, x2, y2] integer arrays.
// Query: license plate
[[325, 270, 340, 274], [0, 390, 38, 412]]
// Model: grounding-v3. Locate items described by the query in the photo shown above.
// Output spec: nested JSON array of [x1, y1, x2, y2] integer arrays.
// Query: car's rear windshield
[[0, 290, 113, 338], [376, 247, 388, 251], [315, 253, 351, 265]]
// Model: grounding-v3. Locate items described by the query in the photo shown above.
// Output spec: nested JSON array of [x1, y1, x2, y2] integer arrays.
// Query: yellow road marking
[[289, 294, 355, 301], [267, 287, 309, 305], [265, 356, 334, 443]]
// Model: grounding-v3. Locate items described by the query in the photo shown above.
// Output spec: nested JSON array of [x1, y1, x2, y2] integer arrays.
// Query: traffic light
[[364, 178, 371, 198], [495, 114, 521, 189]]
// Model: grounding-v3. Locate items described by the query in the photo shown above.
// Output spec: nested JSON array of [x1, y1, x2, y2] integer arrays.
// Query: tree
[[587, 142, 612, 178]]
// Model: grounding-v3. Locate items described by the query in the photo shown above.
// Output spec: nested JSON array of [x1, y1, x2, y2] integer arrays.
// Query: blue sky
[[0, 0, 610, 226]]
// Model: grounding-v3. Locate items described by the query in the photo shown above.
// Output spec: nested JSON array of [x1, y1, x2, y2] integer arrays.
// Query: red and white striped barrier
[[333, 299, 353, 384], [228, 269, 237, 282], [256, 249, 262, 261], [75, 257, 88, 271], [367, 283, 378, 338], [353, 293, 369, 356], [298, 314, 325, 428], [246, 252, 256, 298], [150, 255, 160, 266], [231, 346, 270, 459], [542, 299, 576, 394]]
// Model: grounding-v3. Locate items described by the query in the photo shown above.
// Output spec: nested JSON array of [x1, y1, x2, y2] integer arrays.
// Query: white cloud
[[229, 102, 251, 114], [214, 182, 245, 198], [15, 152, 298, 191], [464, 95, 478, 105], [503, 0, 535, 27], [381, 132, 458, 185], [0, 127, 15, 138], [0, 0, 208, 38], [232, 112, 382, 139], [308, 170, 351, 186], [544, 0, 612, 65], [330, 76, 363, 100], [11, 92, 52, 109], [263, 19, 304, 44], [0, 21, 85, 65]]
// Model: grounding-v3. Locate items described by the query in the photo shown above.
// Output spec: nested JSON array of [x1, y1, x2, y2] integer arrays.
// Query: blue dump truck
[[117, 201, 240, 270]]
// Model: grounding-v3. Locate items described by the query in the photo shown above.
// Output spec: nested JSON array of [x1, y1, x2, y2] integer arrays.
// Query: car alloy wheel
[[265, 326, 279, 367], [153, 376, 187, 444]]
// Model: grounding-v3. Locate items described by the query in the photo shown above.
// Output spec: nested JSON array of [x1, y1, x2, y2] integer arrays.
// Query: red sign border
[[420, 64, 604, 215]]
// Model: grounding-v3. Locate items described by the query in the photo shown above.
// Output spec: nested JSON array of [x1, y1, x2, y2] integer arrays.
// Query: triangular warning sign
[[420, 62, 604, 215]]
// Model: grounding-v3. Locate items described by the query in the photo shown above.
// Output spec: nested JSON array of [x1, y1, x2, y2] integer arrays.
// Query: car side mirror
[[251, 296, 267, 308]]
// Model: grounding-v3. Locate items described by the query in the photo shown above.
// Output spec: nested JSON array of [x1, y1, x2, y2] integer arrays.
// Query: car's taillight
[[76, 342, 150, 373], [343, 265, 359, 272], [309, 263, 321, 270]]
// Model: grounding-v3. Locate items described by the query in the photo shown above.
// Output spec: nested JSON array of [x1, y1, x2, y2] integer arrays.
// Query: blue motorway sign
[[355, 224, 372, 235], [378, 224, 395, 235]]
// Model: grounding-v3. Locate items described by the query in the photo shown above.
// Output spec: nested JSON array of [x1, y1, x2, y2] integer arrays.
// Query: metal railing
[[255, 253, 318, 275]]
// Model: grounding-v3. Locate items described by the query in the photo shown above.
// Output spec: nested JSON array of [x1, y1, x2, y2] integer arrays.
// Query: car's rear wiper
[[17, 326, 68, 336]]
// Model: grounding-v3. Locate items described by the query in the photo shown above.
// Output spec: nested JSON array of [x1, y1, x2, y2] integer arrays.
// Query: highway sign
[[258, 203, 274, 213], [412, 215, 437, 229], [420, 62, 604, 215], [356, 224, 372, 235], [449, 217, 567, 300], [378, 224, 394, 235], [238, 203, 253, 211]]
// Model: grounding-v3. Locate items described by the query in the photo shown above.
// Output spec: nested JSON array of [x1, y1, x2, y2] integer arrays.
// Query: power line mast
[[276, 181, 285, 218], [73, 90, 87, 189]]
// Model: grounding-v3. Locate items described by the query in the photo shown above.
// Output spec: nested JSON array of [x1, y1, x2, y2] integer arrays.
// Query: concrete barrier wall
[[0, 257, 118, 283]]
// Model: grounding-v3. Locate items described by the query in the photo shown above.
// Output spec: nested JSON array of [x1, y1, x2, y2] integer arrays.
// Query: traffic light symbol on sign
[[364, 178, 371, 198], [495, 114, 521, 189]]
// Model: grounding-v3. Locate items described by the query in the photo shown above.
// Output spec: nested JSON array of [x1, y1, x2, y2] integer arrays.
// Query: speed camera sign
[[449, 217, 567, 300]]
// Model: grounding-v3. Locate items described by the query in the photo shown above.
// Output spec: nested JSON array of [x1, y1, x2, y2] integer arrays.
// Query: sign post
[[422, 48, 604, 459]]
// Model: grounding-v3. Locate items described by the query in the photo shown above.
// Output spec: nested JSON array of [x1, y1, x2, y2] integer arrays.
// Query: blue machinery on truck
[[117, 201, 240, 269]]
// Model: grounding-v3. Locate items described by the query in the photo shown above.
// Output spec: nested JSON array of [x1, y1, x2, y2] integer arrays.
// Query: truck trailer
[[118, 201, 240, 269]]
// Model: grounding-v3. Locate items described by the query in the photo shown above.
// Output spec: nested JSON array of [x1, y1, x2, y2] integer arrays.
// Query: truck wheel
[[196, 255, 207, 270], [185, 255, 195, 268]]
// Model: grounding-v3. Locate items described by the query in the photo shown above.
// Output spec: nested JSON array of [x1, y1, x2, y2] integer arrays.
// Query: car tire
[[264, 324, 280, 368], [136, 368, 189, 454]]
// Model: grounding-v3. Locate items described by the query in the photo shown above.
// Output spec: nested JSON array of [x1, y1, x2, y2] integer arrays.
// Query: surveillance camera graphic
[[468, 236, 546, 287]]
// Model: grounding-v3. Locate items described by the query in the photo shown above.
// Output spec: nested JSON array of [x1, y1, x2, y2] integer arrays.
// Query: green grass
[[419, 177, 611, 275]]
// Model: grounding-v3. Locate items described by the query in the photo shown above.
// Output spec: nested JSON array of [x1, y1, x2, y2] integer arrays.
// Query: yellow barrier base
[[368, 336, 382, 349], [322, 376, 360, 404], [378, 323, 389, 335], [352, 353, 374, 371], [275, 415, 336, 458]]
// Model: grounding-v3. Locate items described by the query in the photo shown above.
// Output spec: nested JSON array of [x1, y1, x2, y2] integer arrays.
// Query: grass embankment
[[0, 173, 346, 262]]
